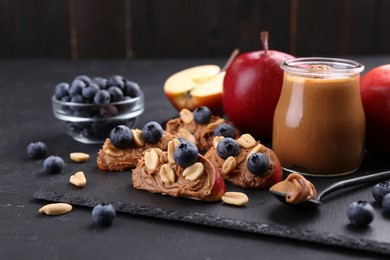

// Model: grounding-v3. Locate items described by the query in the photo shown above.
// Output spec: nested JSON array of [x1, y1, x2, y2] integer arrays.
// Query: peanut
[[182, 162, 204, 181], [222, 156, 236, 175], [132, 129, 145, 146], [222, 192, 249, 206], [69, 171, 87, 188], [70, 152, 90, 162], [144, 148, 159, 172], [246, 143, 265, 161], [237, 133, 257, 148], [207, 118, 225, 130], [159, 164, 176, 184], [213, 136, 225, 148], [39, 203, 73, 215], [178, 128, 196, 144], [180, 109, 194, 124]]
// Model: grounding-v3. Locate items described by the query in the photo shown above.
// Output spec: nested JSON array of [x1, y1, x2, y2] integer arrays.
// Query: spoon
[[270, 170, 390, 206]]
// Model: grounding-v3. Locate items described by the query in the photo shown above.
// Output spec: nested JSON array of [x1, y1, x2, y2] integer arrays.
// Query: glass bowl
[[52, 93, 144, 144]]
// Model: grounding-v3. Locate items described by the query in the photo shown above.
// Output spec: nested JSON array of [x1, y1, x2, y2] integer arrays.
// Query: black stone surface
[[2, 58, 390, 260]]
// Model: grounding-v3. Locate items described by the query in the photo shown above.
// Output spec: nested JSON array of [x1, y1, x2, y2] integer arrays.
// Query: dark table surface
[[1, 57, 390, 260]]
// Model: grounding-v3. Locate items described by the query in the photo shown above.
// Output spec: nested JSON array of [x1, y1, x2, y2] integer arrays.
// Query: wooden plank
[[12, 0, 70, 58], [71, 0, 126, 59]]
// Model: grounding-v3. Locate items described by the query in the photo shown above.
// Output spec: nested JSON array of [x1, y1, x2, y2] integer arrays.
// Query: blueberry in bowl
[[52, 75, 144, 144]]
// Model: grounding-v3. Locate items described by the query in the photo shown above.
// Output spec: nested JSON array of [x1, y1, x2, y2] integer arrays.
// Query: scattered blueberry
[[54, 82, 69, 100], [193, 106, 212, 124], [92, 203, 116, 226], [91, 77, 108, 89], [173, 140, 198, 168], [216, 137, 240, 159], [74, 75, 91, 84], [213, 123, 235, 138], [108, 86, 124, 102], [43, 155, 64, 174], [247, 152, 269, 176], [94, 90, 111, 104], [69, 79, 86, 97], [107, 75, 125, 90], [27, 141, 48, 159], [372, 181, 390, 202], [82, 83, 100, 100], [382, 194, 390, 213], [124, 81, 141, 98], [109, 125, 133, 148], [346, 201, 374, 226], [141, 121, 163, 144]]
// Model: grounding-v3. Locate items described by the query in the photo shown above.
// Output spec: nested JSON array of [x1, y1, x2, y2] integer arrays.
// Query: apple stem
[[221, 48, 240, 72], [261, 31, 269, 55]]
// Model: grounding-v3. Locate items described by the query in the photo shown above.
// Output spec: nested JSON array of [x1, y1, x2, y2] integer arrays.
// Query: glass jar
[[272, 57, 365, 176]]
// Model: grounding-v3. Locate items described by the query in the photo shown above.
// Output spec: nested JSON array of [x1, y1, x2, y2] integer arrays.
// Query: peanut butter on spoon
[[269, 173, 317, 204]]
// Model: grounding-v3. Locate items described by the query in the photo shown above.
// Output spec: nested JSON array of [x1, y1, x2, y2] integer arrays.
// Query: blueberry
[[43, 155, 64, 174], [92, 77, 108, 89], [193, 106, 212, 124], [94, 90, 111, 104], [54, 82, 69, 100], [382, 194, 390, 213], [173, 140, 198, 167], [346, 201, 374, 226], [61, 96, 71, 102], [124, 81, 141, 98], [92, 203, 116, 226], [107, 75, 125, 90], [108, 86, 124, 102], [213, 123, 235, 138], [109, 125, 133, 148], [372, 181, 390, 202], [82, 83, 100, 99], [71, 94, 84, 103], [100, 105, 118, 117], [27, 141, 47, 159], [74, 75, 91, 84], [216, 137, 239, 159], [247, 153, 269, 176], [141, 121, 163, 144], [69, 79, 86, 97]]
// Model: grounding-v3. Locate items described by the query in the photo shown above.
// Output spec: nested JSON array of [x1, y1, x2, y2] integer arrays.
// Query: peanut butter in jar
[[272, 58, 365, 176]]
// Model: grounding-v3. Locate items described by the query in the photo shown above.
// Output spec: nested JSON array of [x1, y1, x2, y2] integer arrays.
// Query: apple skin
[[223, 50, 294, 140], [360, 64, 390, 154], [204, 166, 226, 202]]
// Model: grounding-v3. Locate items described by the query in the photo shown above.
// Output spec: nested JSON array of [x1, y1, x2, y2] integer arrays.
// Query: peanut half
[[69, 171, 87, 188], [145, 148, 159, 172], [70, 152, 90, 162], [39, 203, 73, 215], [246, 143, 265, 161], [237, 134, 257, 149], [159, 164, 176, 184], [222, 192, 249, 206], [213, 136, 225, 149], [222, 156, 236, 175], [177, 128, 196, 144], [182, 162, 204, 181], [207, 118, 225, 130], [167, 139, 179, 164], [180, 108, 194, 124], [132, 129, 145, 147]]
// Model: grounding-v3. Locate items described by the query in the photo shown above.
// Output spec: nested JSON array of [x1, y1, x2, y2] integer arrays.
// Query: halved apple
[[164, 65, 225, 115]]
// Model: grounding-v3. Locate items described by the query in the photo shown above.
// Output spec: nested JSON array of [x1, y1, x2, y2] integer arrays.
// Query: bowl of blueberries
[[52, 75, 144, 144]]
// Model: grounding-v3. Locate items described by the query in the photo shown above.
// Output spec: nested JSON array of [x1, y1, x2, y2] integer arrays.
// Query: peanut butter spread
[[97, 131, 174, 171], [269, 173, 317, 204], [204, 142, 277, 189], [166, 115, 237, 153], [132, 150, 218, 200]]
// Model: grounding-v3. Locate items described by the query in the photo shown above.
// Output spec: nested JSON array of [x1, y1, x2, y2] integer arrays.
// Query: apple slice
[[164, 65, 225, 114]]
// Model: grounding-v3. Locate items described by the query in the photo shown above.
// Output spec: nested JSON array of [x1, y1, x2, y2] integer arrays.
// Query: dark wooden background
[[1, 0, 390, 59]]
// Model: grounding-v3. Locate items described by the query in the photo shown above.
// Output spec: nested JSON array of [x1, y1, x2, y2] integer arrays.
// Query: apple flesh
[[223, 32, 294, 140], [164, 65, 225, 115], [360, 65, 390, 154]]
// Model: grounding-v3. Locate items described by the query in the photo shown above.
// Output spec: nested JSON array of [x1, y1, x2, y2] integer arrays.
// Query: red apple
[[223, 32, 295, 140], [360, 64, 390, 154]]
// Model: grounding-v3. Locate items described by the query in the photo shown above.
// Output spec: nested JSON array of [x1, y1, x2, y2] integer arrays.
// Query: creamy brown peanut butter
[[269, 173, 317, 204], [97, 131, 174, 171], [166, 114, 238, 153], [204, 140, 277, 189], [132, 151, 218, 200]]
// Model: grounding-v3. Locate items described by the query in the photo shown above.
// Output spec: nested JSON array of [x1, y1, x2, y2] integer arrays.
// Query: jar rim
[[281, 57, 364, 77]]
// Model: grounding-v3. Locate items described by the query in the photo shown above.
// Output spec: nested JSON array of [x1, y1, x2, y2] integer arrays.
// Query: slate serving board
[[34, 152, 390, 255]]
